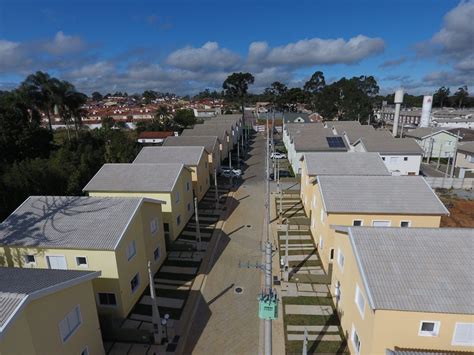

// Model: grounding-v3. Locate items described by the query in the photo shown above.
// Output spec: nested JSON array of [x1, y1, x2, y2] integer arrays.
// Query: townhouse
[[200, 122, 239, 146], [163, 135, 221, 174], [405, 128, 461, 159], [133, 146, 210, 201], [83, 163, 193, 242], [331, 227, 474, 354], [0, 268, 104, 355], [353, 136, 423, 175], [310, 176, 449, 271], [455, 141, 474, 177], [0, 196, 167, 319], [181, 126, 231, 161], [299, 152, 390, 216]]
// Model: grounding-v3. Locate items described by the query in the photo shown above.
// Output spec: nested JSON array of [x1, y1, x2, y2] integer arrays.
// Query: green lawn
[[283, 296, 333, 306]]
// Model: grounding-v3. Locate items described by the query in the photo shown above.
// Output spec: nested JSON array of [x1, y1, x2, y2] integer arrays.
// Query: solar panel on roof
[[326, 137, 346, 148]]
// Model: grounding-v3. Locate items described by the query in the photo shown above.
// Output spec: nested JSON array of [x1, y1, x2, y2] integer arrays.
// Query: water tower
[[392, 89, 404, 137], [419, 95, 433, 127]]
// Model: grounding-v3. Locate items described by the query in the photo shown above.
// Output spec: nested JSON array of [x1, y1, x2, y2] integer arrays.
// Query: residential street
[[182, 133, 267, 354]]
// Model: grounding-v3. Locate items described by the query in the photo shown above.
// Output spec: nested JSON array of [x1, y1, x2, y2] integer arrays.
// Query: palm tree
[[55, 80, 87, 140], [20, 71, 59, 132]]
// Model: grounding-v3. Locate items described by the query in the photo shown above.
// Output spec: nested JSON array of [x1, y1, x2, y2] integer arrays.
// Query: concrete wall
[[456, 151, 474, 170], [380, 155, 421, 175]]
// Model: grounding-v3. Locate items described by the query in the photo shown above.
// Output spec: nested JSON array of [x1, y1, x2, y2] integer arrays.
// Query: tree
[[142, 90, 157, 104], [434, 86, 450, 107], [263, 81, 288, 111], [173, 109, 196, 128], [454, 85, 469, 108], [222, 72, 255, 114], [55, 80, 88, 141], [91, 91, 103, 101], [303, 71, 326, 94]]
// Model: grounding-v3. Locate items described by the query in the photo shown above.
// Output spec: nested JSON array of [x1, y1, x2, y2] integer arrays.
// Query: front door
[[47, 255, 68, 270]]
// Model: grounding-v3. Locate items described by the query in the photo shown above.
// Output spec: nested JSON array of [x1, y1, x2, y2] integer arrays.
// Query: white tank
[[392, 89, 404, 136], [394, 89, 404, 104], [419, 95, 433, 127]]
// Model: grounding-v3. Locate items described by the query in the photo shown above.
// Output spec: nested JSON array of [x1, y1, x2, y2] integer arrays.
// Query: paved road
[[183, 133, 266, 354]]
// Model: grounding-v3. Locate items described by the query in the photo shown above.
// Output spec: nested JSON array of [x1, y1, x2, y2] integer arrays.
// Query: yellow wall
[[309, 185, 442, 272], [300, 162, 316, 216], [192, 152, 211, 201], [0, 280, 104, 355], [331, 231, 474, 354]]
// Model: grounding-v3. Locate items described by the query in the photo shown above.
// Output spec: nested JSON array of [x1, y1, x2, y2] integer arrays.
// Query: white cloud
[[249, 35, 384, 67], [166, 41, 241, 71], [43, 31, 86, 55], [67, 61, 115, 79]]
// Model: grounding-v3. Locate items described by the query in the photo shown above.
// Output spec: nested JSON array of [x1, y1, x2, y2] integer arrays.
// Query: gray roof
[[303, 152, 389, 176], [318, 176, 448, 215], [327, 120, 362, 129], [163, 136, 218, 154], [181, 126, 229, 142], [348, 227, 474, 314], [286, 123, 326, 137], [339, 127, 389, 144], [294, 132, 349, 152], [133, 146, 205, 166], [0, 268, 99, 332], [356, 137, 423, 155], [83, 163, 185, 192], [0, 196, 150, 250], [457, 141, 474, 155], [404, 127, 456, 139]]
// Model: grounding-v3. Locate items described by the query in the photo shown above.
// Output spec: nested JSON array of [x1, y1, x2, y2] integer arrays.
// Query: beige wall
[[191, 152, 211, 201], [300, 162, 316, 216], [0, 281, 104, 355], [309, 185, 442, 271], [331, 231, 474, 354], [456, 151, 474, 170]]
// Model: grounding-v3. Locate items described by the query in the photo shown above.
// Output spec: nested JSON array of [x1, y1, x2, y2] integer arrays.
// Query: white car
[[231, 169, 242, 177], [221, 168, 242, 178], [271, 152, 286, 159]]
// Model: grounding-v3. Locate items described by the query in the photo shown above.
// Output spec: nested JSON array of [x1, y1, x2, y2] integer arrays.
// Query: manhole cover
[[234, 286, 244, 294]]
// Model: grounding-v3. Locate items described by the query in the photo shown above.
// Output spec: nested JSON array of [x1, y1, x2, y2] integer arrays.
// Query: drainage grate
[[234, 286, 244, 294]]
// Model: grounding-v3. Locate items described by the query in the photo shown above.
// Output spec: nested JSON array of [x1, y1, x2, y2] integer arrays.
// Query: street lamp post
[[147, 261, 163, 344]]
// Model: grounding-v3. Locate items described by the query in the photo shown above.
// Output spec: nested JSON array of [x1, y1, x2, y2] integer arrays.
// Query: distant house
[[0, 196, 166, 319], [331, 227, 474, 354], [405, 128, 460, 159], [0, 268, 104, 355], [193, 108, 221, 118], [137, 131, 176, 144]]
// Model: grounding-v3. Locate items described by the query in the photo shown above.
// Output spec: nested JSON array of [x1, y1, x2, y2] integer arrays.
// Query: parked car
[[221, 168, 242, 178], [271, 152, 286, 159], [270, 170, 292, 180]]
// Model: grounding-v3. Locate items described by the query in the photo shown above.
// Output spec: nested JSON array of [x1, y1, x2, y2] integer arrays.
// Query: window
[[59, 305, 82, 342], [130, 273, 140, 293], [150, 218, 158, 234], [126, 240, 136, 261], [205, 162, 208, 168], [329, 249, 335, 260], [382, 157, 386, 161], [187, 202, 191, 212], [98, 293, 117, 306], [154, 247, 161, 261], [355, 285, 366, 318], [452, 323, 474, 346], [353, 220, 363, 227], [164, 223, 170, 232], [404, 157, 408, 161], [81, 347, 89, 355], [337, 249, 345, 271], [75, 256, 88, 268], [312, 195, 317, 208], [24, 255, 36, 265], [372, 220, 391, 227], [186, 182, 190, 191], [390, 156, 399, 163], [319, 236, 324, 250], [351, 326, 361, 354], [177, 215, 181, 226], [419, 321, 440, 337], [400, 221, 411, 228], [175, 191, 180, 203]]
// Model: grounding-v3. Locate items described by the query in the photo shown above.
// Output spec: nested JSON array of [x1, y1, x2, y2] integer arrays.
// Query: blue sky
[[0, 0, 472, 95]]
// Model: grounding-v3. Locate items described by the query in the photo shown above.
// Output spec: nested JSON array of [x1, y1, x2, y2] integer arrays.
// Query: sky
[[0, 0, 473, 95]]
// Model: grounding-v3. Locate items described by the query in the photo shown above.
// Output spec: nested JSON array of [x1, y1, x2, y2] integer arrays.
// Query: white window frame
[[452, 323, 474, 346], [418, 320, 440, 337], [45, 254, 68, 270], [75, 256, 88, 268], [312, 195, 317, 208], [351, 325, 361, 354], [97, 293, 117, 307], [24, 254, 36, 266], [130, 273, 140, 293], [59, 305, 82, 343], [320, 209, 325, 223], [337, 249, 345, 271], [372, 220, 391, 227], [400, 220, 411, 228], [126, 240, 136, 261], [352, 219, 363, 227], [354, 284, 366, 319], [150, 218, 158, 235]]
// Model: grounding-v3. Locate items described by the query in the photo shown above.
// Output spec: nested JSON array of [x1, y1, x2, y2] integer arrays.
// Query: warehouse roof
[[317, 175, 448, 215], [0, 268, 100, 335], [163, 136, 218, 154], [354, 137, 423, 155], [83, 163, 186, 192], [0, 196, 161, 250], [134, 146, 206, 166], [347, 227, 474, 314], [302, 152, 389, 176]]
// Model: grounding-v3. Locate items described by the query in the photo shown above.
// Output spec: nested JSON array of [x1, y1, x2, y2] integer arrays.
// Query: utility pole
[[264, 110, 272, 355], [148, 261, 163, 344], [283, 220, 289, 282], [450, 129, 460, 177], [437, 143, 443, 170], [237, 135, 240, 169], [214, 169, 219, 210], [194, 197, 202, 250]]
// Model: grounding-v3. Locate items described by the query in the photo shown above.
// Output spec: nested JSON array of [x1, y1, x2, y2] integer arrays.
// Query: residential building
[[353, 137, 423, 175], [405, 128, 460, 159], [137, 131, 176, 145], [133, 146, 210, 201], [0, 268, 104, 355], [201, 121, 239, 146], [193, 108, 220, 118], [299, 152, 390, 215], [331, 227, 474, 354], [0, 196, 167, 319], [181, 126, 231, 160], [163, 135, 221, 174], [310, 176, 448, 271], [84, 163, 193, 242], [455, 141, 474, 177]]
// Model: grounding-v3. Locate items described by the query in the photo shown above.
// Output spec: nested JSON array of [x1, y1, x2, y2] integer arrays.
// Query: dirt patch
[[438, 194, 474, 227]]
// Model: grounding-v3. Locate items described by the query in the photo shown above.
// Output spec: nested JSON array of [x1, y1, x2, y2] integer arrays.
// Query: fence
[[425, 177, 474, 189]]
